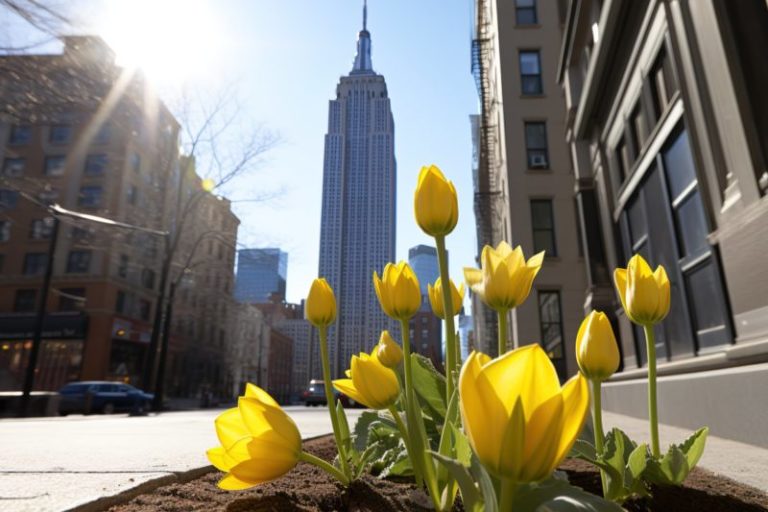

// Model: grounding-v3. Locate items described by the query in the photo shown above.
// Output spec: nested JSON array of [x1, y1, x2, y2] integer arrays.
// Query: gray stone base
[[602, 362, 768, 449]]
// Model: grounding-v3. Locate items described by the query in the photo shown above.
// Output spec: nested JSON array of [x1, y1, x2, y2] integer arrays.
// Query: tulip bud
[[614, 254, 670, 326], [427, 277, 465, 319], [376, 330, 403, 368], [305, 278, 337, 328], [414, 164, 459, 237], [373, 261, 421, 320], [575, 311, 620, 382]]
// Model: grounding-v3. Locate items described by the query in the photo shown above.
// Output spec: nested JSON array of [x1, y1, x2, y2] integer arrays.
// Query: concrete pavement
[[1, 408, 766, 511], [0, 406, 363, 512]]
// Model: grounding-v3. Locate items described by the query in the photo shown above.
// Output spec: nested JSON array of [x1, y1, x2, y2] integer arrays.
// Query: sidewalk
[[0, 407, 363, 512], [603, 410, 768, 493]]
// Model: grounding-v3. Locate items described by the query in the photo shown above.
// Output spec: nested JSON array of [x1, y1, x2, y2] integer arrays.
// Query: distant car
[[58, 381, 154, 415], [301, 379, 360, 408]]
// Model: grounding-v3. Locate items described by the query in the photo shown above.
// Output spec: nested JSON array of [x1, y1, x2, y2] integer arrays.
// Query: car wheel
[[102, 402, 115, 414]]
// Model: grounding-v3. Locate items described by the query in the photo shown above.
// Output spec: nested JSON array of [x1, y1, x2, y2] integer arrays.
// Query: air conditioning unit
[[530, 154, 548, 168]]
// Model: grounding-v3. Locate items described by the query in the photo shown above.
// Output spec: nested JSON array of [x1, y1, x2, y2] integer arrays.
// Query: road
[[0, 406, 364, 512]]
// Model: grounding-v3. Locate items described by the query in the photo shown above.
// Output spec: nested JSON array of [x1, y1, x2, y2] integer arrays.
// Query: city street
[[0, 406, 364, 512]]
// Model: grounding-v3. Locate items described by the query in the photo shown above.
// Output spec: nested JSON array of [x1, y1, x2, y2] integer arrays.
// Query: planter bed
[[107, 436, 768, 512]]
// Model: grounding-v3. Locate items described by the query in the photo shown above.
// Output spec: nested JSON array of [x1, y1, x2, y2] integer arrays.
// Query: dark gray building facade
[[559, 0, 768, 447]]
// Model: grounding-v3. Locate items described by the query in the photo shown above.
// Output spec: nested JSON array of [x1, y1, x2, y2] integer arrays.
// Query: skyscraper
[[408, 245, 440, 298], [317, 2, 396, 376], [408, 245, 443, 371], [234, 248, 288, 303]]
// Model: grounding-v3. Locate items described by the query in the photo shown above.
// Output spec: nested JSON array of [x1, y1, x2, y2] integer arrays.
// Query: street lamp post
[[18, 216, 60, 417], [152, 281, 176, 411]]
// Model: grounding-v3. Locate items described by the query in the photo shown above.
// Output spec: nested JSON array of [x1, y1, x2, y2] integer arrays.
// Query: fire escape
[[471, 0, 503, 355]]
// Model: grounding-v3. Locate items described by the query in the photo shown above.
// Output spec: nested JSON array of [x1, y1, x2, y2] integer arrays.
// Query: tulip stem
[[299, 451, 350, 485], [435, 235, 457, 399], [318, 326, 352, 480], [497, 309, 508, 356], [591, 379, 608, 497], [643, 324, 661, 458], [399, 319, 425, 488], [499, 478, 518, 510]]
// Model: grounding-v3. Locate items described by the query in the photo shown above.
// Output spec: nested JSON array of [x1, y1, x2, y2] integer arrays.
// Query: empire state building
[[317, 2, 396, 376]]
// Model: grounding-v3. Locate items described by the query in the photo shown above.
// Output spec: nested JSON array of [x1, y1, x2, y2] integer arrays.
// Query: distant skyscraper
[[408, 245, 442, 298], [408, 244, 448, 370], [235, 248, 288, 303], [317, 2, 396, 376]]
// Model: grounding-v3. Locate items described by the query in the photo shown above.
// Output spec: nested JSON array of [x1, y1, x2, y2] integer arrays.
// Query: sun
[[97, 0, 221, 85]]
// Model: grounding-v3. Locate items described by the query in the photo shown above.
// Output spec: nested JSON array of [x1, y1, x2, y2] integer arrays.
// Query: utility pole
[[18, 217, 60, 417]]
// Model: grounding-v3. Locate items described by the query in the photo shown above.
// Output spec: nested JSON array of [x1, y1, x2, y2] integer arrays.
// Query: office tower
[[235, 248, 288, 303]]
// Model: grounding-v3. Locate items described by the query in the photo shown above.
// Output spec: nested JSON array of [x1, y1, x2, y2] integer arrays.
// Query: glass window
[[116, 290, 127, 314], [0, 189, 19, 209], [630, 104, 649, 156], [0, 220, 10, 242], [525, 122, 549, 169], [84, 154, 108, 176], [127, 185, 138, 205], [58, 288, 85, 311], [519, 51, 543, 95], [49, 124, 71, 145], [662, 129, 697, 198], [139, 299, 152, 321], [531, 199, 557, 256], [30, 219, 53, 240], [516, 0, 537, 24], [130, 153, 141, 173], [95, 123, 111, 144], [66, 250, 91, 273], [14, 289, 37, 312], [141, 268, 156, 289], [78, 186, 103, 208], [23, 252, 47, 275], [650, 48, 678, 119], [118, 254, 129, 278], [9, 125, 32, 145], [45, 156, 66, 176], [2, 157, 25, 177], [538, 291, 564, 359]]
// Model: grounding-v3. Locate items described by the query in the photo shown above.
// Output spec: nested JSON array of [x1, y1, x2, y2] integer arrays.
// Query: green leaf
[[380, 450, 413, 478], [569, 439, 598, 461], [430, 451, 485, 512], [680, 427, 708, 470], [411, 353, 447, 419], [647, 445, 689, 485], [515, 477, 625, 512], [627, 443, 647, 481], [352, 411, 380, 452], [468, 452, 498, 512], [336, 400, 352, 455]]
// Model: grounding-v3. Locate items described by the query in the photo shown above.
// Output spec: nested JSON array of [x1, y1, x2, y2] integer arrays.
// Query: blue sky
[[11, 1, 480, 308]]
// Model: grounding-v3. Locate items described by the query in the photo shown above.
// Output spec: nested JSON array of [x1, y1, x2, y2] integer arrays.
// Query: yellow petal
[[244, 383, 279, 407], [654, 265, 671, 321], [554, 374, 589, 466], [206, 446, 231, 472], [520, 393, 564, 482], [614, 268, 629, 317], [496, 397, 526, 479], [217, 472, 258, 490], [214, 407, 249, 449]]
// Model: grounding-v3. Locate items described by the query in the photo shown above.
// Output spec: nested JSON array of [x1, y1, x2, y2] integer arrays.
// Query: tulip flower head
[[575, 311, 620, 382], [373, 261, 421, 320], [376, 330, 403, 368], [333, 347, 400, 409], [414, 164, 459, 237], [463, 242, 544, 312], [305, 278, 337, 328], [427, 277, 465, 320], [207, 384, 301, 490], [459, 345, 589, 483], [614, 254, 670, 326]]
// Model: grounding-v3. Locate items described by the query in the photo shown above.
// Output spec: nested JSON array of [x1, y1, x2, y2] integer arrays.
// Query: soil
[[107, 436, 768, 512]]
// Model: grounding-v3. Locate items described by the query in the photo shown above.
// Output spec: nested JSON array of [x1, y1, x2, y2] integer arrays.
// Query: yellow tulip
[[427, 277, 465, 319], [305, 278, 337, 327], [373, 261, 421, 320], [576, 311, 620, 382], [414, 164, 459, 237], [463, 241, 544, 312], [459, 345, 589, 482], [333, 347, 400, 409], [614, 254, 670, 325], [207, 384, 301, 490], [376, 330, 403, 368]]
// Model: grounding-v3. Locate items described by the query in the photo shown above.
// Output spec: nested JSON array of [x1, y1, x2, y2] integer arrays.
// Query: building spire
[[352, 0, 373, 74]]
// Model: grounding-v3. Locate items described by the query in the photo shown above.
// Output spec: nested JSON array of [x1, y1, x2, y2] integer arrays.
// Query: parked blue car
[[58, 381, 154, 415]]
